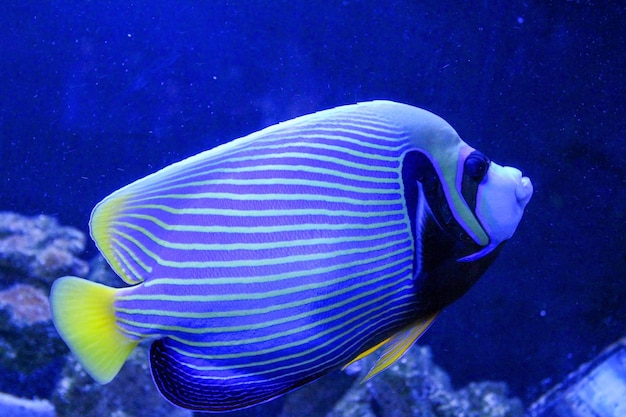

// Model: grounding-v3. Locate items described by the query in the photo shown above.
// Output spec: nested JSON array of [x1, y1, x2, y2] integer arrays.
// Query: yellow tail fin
[[50, 276, 138, 384]]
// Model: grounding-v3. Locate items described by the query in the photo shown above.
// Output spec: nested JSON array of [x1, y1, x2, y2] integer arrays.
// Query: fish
[[50, 100, 533, 412]]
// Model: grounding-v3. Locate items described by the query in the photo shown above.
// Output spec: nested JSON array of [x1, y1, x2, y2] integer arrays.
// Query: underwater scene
[[0, 1, 624, 416]]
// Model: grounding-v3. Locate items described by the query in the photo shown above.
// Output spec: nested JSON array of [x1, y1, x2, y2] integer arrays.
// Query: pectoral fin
[[357, 312, 439, 382]]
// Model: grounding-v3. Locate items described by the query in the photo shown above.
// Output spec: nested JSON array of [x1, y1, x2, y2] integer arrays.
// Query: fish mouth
[[515, 176, 533, 206]]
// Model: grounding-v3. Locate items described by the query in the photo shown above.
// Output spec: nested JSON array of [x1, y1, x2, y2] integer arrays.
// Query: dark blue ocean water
[[0, 0, 624, 407]]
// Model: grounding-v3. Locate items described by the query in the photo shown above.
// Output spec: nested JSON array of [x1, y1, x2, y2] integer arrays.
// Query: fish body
[[50, 101, 533, 411]]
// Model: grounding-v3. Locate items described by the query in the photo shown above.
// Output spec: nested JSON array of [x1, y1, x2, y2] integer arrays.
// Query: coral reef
[[196, 343, 523, 417], [325, 346, 524, 417], [0, 392, 56, 417], [0, 212, 88, 399], [51, 346, 191, 417], [0, 212, 88, 286], [0, 283, 64, 379], [0, 283, 51, 326]]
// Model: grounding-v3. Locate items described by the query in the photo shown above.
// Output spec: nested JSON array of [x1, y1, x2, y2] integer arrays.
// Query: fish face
[[460, 160, 533, 261]]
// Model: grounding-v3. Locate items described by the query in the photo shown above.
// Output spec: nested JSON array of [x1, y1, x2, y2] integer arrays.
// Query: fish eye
[[465, 151, 490, 183]]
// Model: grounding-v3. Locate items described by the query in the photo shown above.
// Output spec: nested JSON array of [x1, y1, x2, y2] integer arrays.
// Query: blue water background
[[1, 0, 624, 404]]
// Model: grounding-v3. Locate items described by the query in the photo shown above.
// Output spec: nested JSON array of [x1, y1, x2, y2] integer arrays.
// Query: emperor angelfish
[[50, 101, 533, 412]]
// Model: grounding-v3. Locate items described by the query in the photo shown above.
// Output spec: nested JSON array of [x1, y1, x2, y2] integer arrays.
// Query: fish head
[[455, 146, 533, 262], [411, 143, 533, 312], [382, 101, 534, 263]]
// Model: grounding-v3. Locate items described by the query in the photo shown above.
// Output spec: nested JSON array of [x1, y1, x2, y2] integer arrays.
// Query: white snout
[[460, 163, 533, 261], [478, 163, 533, 243], [516, 176, 534, 206]]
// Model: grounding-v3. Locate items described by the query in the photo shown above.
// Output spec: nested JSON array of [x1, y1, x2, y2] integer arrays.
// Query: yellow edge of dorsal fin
[[361, 312, 439, 382], [50, 276, 139, 384], [90, 194, 143, 285]]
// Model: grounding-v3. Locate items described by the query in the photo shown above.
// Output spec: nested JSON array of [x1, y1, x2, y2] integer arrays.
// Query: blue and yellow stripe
[[50, 101, 481, 411]]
